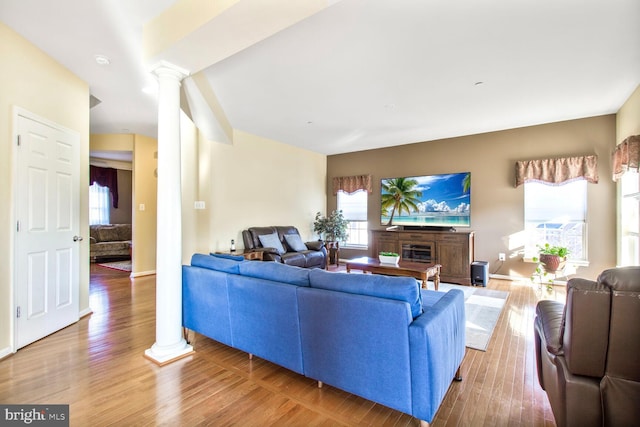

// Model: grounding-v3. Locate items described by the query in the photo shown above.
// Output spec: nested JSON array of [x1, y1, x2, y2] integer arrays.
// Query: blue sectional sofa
[[182, 253, 466, 425]]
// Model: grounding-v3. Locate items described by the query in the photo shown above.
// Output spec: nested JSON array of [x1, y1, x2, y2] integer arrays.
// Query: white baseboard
[[79, 307, 93, 318], [490, 273, 567, 285], [0, 346, 13, 360], [490, 273, 526, 282], [131, 270, 156, 278]]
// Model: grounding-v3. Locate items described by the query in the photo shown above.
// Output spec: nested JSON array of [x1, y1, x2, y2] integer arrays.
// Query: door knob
[[73, 235, 83, 242]]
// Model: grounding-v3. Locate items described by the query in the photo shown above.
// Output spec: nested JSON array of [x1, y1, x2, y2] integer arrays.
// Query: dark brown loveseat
[[242, 226, 327, 269], [534, 266, 640, 427]]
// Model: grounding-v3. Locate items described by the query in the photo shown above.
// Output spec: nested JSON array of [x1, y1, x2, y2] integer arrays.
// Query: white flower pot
[[379, 255, 400, 264]]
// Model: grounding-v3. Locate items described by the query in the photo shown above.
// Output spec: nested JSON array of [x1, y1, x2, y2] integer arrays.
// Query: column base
[[144, 340, 194, 366]]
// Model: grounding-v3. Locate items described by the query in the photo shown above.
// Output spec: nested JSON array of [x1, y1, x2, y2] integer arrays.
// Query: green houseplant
[[313, 210, 349, 243], [314, 210, 349, 266], [533, 243, 569, 273], [531, 243, 570, 291]]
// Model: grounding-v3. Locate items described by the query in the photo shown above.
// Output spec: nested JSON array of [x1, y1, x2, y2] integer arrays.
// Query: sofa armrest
[[409, 289, 466, 422], [305, 240, 324, 251]]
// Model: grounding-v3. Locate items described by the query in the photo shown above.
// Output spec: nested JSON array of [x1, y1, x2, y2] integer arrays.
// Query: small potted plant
[[379, 251, 400, 264], [533, 243, 569, 273]]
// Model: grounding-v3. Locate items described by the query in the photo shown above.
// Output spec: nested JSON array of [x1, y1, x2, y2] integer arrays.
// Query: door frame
[[11, 106, 82, 353]]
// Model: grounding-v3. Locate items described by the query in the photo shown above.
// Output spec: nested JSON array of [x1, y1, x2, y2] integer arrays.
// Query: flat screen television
[[381, 172, 471, 228]]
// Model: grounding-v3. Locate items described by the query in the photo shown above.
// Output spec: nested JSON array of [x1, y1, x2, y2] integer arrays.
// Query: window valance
[[90, 165, 119, 208], [515, 155, 598, 187], [612, 135, 639, 182], [332, 174, 372, 195]]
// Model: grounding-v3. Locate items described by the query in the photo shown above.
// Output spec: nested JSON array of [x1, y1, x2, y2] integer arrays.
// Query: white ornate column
[[144, 61, 194, 365]]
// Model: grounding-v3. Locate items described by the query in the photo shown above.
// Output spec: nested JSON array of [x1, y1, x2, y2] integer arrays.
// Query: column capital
[[150, 60, 190, 81]]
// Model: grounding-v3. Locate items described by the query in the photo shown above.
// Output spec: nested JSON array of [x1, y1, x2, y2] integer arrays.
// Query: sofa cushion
[[191, 253, 243, 274], [309, 269, 423, 318], [280, 252, 307, 268], [258, 232, 286, 255], [284, 233, 307, 252], [239, 261, 310, 287], [96, 224, 131, 242]]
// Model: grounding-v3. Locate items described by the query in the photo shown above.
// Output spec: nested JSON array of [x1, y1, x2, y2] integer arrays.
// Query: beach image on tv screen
[[381, 172, 470, 227]]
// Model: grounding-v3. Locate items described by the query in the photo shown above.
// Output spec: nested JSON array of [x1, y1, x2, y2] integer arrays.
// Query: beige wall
[[616, 84, 640, 143], [615, 84, 640, 265], [110, 169, 133, 225], [90, 133, 134, 152], [0, 23, 90, 354], [180, 121, 327, 260], [328, 115, 617, 280], [132, 135, 158, 275]]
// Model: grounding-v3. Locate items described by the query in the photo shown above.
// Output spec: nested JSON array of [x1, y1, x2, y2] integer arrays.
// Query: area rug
[[433, 282, 509, 351], [97, 260, 132, 272]]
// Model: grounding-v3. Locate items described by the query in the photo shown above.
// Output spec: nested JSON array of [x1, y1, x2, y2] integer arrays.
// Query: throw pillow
[[284, 234, 308, 252], [258, 232, 286, 255]]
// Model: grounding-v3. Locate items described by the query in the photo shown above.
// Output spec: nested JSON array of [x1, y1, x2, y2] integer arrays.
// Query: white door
[[14, 112, 80, 349]]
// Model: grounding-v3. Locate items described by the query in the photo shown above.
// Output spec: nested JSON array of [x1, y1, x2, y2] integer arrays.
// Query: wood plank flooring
[[0, 264, 564, 426]]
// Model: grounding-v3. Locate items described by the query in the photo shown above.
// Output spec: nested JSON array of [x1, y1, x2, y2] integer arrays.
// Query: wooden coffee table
[[345, 257, 441, 290]]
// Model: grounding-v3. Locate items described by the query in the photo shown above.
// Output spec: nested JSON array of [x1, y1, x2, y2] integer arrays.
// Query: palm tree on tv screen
[[381, 177, 422, 226]]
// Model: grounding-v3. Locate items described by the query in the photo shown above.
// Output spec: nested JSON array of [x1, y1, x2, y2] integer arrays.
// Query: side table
[[215, 251, 263, 261]]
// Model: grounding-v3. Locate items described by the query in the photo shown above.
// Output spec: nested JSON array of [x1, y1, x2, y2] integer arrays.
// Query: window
[[620, 170, 639, 265], [89, 183, 110, 225], [524, 180, 587, 262], [337, 189, 368, 247]]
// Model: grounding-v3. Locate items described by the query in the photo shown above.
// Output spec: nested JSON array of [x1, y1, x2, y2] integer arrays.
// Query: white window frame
[[524, 180, 588, 264], [620, 170, 639, 266], [337, 189, 368, 248]]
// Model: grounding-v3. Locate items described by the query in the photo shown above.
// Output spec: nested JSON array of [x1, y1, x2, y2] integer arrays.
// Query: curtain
[[332, 174, 372, 195], [612, 135, 640, 181], [89, 183, 110, 225], [90, 165, 119, 208], [515, 155, 598, 187]]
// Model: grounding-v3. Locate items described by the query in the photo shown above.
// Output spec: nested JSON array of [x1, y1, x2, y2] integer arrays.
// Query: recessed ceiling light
[[94, 54, 111, 66]]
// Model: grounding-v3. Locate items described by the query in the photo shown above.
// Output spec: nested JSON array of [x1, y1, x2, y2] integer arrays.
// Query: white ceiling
[[2, 0, 639, 155]]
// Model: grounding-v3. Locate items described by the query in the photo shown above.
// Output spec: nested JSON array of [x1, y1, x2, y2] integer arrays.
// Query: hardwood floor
[[0, 264, 563, 426]]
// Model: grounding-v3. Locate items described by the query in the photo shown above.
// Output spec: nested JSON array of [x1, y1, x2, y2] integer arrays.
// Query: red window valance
[[332, 174, 372, 195], [515, 155, 598, 187], [612, 135, 639, 181], [90, 165, 119, 208]]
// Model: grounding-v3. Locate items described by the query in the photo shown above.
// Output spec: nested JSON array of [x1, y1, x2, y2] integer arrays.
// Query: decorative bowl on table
[[379, 252, 400, 264]]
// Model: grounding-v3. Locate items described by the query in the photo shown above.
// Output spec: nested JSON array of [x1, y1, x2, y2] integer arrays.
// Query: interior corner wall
[[0, 22, 90, 353], [180, 112, 206, 264], [615, 84, 640, 265], [192, 129, 327, 255], [327, 115, 617, 280], [616, 84, 640, 143], [132, 134, 158, 275]]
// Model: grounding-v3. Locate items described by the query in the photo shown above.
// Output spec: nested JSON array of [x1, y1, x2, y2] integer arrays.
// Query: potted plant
[[379, 251, 400, 264], [313, 210, 349, 243], [314, 210, 349, 265], [533, 243, 569, 273]]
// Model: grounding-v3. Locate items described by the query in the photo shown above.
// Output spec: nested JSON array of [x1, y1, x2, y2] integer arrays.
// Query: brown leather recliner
[[534, 266, 640, 427], [242, 226, 327, 269]]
